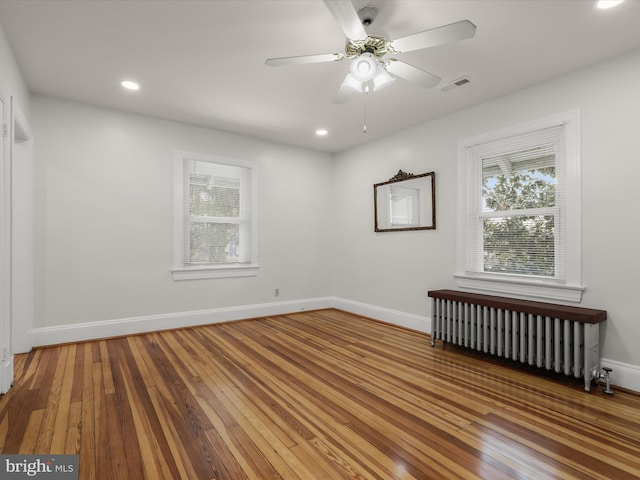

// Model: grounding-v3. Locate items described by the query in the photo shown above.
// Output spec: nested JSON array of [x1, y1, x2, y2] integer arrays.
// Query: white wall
[[333, 48, 640, 388], [331, 125, 456, 331], [32, 97, 333, 339]]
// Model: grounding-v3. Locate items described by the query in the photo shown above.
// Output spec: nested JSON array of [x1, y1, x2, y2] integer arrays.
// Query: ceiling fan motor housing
[[347, 6, 394, 62], [345, 36, 390, 61], [357, 6, 378, 26]]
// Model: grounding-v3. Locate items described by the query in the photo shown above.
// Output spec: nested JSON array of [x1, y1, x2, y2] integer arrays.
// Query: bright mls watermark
[[0, 455, 78, 479]]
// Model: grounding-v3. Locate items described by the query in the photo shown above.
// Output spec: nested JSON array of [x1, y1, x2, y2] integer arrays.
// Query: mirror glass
[[374, 170, 435, 232]]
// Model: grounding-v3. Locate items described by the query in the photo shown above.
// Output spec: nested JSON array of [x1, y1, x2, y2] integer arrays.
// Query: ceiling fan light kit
[[350, 53, 377, 82], [341, 74, 363, 92], [265, 0, 477, 126], [372, 66, 395, 91], [345, 51, 395, 93]]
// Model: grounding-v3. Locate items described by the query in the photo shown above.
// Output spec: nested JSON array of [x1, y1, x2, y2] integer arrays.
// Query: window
[[172, 151, 258, 280], [456, 111, 584, 302]]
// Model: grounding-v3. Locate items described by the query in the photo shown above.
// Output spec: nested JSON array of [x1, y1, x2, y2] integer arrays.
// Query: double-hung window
[[172, 151, 258, 280], [456, 111, 584, 302]]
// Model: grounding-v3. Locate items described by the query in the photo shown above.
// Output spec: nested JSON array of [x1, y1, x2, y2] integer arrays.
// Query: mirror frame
[[374, 170, 436, 232]]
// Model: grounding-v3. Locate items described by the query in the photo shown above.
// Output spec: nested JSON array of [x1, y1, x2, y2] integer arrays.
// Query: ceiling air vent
[[440, 76, 471, 92]]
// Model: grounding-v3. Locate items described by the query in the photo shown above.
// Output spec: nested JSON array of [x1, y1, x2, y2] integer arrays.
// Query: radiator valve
[[592, 366, 614, 395]]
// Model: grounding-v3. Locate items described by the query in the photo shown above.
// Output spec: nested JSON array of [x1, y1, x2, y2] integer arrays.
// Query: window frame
[[171, 151, 259, 280], [455, 111, 584, 302]]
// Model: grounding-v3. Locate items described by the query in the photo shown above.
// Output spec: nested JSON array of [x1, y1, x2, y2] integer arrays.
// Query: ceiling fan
[[265, 0, 477, 103]]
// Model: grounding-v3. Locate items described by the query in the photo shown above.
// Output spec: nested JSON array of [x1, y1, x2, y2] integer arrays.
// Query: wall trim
[[31, 297, 334, 347], [453, 275, 585, 303], [28, 297, 639, 394], [333, 297, 430, 334], [31, 297, 428, 347], [600, 358, 640, 394]]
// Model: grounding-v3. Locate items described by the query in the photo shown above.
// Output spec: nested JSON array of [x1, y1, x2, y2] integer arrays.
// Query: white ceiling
[[1, 0, 639, 153]]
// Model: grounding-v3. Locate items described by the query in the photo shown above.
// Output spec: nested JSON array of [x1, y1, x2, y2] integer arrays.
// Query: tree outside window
[[188, 171, 241, 264], [482, 158, 556, 277]]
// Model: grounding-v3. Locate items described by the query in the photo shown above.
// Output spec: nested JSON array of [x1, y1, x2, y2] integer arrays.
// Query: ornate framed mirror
[[374, 170, 436, 232]]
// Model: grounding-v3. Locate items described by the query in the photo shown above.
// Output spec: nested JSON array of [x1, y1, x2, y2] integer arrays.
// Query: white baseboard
[[333, 298, 430, 333], [31, 297, 426, 347], [600, 358, 640, 393], [31, 297, 333, 347]]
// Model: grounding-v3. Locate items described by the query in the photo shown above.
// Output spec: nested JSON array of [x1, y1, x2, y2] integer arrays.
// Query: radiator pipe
[[592, 366, 614, 395]]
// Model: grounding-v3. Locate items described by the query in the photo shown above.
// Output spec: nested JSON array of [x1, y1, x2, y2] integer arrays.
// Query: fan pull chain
[[363, 104, 367, 134], [363, 85, 369, 134]]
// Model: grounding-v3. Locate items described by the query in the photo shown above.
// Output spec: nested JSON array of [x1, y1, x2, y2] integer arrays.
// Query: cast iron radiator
[[428, 290, 607, 392]]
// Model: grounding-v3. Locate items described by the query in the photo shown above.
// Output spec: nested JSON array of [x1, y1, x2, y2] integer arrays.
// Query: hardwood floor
[[1, 309, 640, 479]]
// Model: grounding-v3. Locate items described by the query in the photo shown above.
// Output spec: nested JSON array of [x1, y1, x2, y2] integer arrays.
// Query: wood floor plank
[[147, 385, 203, 480], [1, 308, 640, 479], [121, 337, 182, 480], [79, 341, 96, 480], [18, 409, 44, 453], [64, 401, 82, 455], [0, 412, 7, 450], [168, 330, 300, 479], [49, 344, 76, 453], [106, 339, 145, 480]]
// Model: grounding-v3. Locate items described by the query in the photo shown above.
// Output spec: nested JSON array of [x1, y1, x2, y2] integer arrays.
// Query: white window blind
[[184, 160, 251, 265], [467, 125, 565, 280], [172, 151, 258, 280]]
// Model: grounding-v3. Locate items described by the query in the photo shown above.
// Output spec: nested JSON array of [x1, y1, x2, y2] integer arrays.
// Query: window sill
[[171, 264, 259, 281], [454, 274, 585, 303]]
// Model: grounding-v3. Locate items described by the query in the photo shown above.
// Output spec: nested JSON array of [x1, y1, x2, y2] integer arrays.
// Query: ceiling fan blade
[[265, 53, 343, 66], [390, 20, 476, 53], [386, 60, 441, 89], [323, 0, 368, 42]]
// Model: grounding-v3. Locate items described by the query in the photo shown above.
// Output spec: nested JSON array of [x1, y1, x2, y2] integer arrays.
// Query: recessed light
[[597, 0, 624, 9], [315, 129, 328, 136], [121, 80, 140, 90]]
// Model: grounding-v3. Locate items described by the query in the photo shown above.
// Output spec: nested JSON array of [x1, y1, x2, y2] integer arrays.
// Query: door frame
[[0, 85, 13, 394]]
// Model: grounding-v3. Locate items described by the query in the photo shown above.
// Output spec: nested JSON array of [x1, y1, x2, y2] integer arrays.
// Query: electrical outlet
[[275, 288, 280, 297]]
